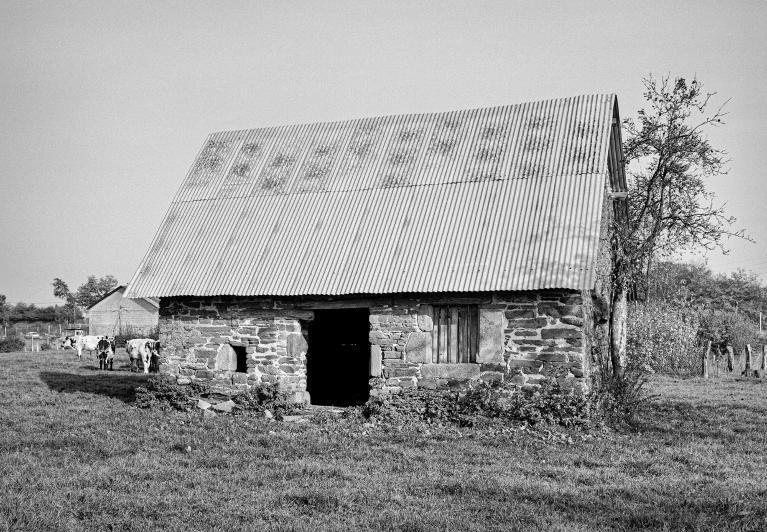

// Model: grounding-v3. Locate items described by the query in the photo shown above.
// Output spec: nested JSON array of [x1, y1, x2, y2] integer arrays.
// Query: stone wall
[[158, 290, 588, 402], [501, 291, 586, 393], [581, 184, 618, 380], [369, 291, 586, 396], [159, 298, 310, 402]]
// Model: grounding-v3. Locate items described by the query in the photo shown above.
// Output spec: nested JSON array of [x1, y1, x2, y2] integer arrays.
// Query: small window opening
[[232, 344, 248, 373], [431, 305, 479, 363]]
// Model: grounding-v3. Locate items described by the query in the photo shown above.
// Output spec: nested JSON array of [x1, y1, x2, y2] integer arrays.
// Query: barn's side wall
[[88, 289, 159, 336], [581, 183, 618, 379], [158, 290, 587, 401]]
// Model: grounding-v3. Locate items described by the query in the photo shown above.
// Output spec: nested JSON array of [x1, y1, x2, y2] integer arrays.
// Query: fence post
[[726, 346, 735, 373], [703, 341, 711, 378], [742, 344, 754, 377], [714, 347, 720, 378], [762, 345, 767, 371]]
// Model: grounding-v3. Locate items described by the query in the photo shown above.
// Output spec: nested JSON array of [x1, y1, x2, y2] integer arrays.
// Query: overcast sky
[[2, 0, 766, 305]]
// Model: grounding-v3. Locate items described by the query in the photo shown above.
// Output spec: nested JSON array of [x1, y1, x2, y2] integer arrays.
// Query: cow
[[96, 338, 116, 370], [63, 335, 106, 360], [126, 339, 161, 374]]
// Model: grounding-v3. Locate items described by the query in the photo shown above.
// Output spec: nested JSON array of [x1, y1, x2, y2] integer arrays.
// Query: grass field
[[1, 350, 766, 531]]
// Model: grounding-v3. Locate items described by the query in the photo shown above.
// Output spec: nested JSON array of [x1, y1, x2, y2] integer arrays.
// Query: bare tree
[[610, 75, 748, 377]]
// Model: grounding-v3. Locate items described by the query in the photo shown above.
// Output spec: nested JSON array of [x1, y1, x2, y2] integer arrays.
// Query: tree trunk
[[610, 288, 628, 378], [645, 254, 653, 302], [762, 345, 767, 371]]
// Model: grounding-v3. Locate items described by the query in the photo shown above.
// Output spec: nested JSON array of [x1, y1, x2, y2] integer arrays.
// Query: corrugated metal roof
[[127, 94, 622, 298]]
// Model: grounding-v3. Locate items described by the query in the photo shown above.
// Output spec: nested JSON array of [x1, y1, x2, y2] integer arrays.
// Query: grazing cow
[[63, 335, 105, 360], [126, 339, 161, 374], [96, 338, 115, 370]]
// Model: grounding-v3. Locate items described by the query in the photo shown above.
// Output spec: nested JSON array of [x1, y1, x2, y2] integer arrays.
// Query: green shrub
[[232, 383, 302, 418], [497, 380, 590, 427], [0, 336, 25, 353], [135, 377, 210, 411], [698, 309, 758, 351], [361, 380, 590, 428], [362, 389, 464, 425]]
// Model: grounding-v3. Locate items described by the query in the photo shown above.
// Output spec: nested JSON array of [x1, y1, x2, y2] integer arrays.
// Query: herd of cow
[[61, 335, 162, 373]]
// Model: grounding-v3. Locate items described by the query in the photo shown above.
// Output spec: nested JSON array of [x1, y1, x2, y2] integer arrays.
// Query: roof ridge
[[207, 93, 616, 136]]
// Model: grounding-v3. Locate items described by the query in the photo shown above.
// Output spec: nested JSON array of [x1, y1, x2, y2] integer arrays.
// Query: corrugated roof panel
[[127, 94, 620, 298], [128, 173, 607, 297]]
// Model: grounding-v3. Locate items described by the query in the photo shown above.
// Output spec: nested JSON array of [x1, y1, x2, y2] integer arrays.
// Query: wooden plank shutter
[[438, 306, 448, 363], [430, 305, 479, 364]]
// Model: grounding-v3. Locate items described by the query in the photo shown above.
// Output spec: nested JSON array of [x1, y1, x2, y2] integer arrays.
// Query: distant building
[[127, 94, 626, 406], [86, 286, 158, 336]]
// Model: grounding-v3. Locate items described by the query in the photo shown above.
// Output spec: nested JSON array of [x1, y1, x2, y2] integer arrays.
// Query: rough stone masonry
[[156, 289, 590, 403]]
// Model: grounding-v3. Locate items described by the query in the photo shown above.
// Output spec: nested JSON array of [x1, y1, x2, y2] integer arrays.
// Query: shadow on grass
[[40, 370, 152, 403]]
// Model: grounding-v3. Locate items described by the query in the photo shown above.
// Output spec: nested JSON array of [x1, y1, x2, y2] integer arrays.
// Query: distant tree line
[[0, 300, 82, 324], [0, 275, 118, 326], [648, 261, 766, 324]]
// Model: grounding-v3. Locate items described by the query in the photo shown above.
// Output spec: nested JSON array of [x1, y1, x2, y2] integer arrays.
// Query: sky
[[1, 0, 766, 306]]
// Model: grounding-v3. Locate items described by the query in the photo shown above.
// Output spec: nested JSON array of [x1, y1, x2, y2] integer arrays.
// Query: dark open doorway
[[307, 308, 370, 407]]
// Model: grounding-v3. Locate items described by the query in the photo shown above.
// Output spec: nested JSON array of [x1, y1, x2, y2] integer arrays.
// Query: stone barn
[[86, 285, 159, 336], [126, 94, 626, 406]]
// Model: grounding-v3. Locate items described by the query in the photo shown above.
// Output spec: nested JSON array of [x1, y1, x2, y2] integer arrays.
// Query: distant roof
[[127, 94, 625, 298], [87, 285, 160, 310]]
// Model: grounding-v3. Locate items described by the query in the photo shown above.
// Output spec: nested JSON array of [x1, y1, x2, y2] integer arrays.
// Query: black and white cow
[[126, 339, 161, 374], [62, 335, 105, 360], [96, 338, 116, 370]]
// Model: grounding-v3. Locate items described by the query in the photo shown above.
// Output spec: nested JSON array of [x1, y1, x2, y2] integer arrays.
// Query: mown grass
[[1, 351, 766, 531]]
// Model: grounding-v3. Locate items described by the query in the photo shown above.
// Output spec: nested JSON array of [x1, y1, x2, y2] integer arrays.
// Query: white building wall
[[87, 287, 159, 335]]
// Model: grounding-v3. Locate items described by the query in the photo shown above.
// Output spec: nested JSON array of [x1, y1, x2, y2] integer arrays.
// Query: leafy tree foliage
[[72, 275, 119, 309], [649, 261, 767, 322], [52, 278, 71, 301], [52, 275, 118, 311], [609, 75, 747, 376], [621, 76, 746, 269]]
